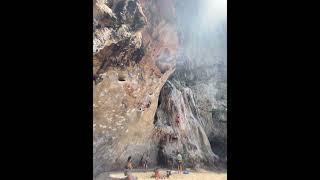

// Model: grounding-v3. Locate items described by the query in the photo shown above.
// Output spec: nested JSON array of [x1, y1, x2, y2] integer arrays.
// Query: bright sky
[[199, 0, 227, 31]]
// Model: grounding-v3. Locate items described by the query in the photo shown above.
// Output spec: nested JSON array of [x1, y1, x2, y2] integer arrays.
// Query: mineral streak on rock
[[153, 81, 217, 168]]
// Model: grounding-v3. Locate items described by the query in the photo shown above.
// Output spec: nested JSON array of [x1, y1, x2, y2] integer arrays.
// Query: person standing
[[177, 153, 183, 174], [126, 156, 133, 170], [158, 147, 166, 168], [143, 155, 149, 172]]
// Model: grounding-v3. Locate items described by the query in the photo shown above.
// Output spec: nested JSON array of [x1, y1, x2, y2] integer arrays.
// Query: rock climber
[[145, 100, 151, 108], [177, 152, 183, 174], [175, 115, 180, 125]]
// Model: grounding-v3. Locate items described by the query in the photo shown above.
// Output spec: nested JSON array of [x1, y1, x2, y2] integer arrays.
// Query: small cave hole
[[172, 136, 178, 141], [157, 99, 161, 107], [118, 75, 126, 81]]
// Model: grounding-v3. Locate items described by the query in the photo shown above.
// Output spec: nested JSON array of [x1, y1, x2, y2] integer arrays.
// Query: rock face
[[168, 54, 227, 169], [171, 0, 227, 168], [93, 0, 179, 177], [93, 0, 227, 178], [154, 81, 217, 169]]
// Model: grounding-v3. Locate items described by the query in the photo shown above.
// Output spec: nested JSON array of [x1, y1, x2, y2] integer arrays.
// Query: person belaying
[[143, 155, 149, 172], [177, 152, 183, 174], [161, 148, 166, 168], [125, 156, 133, 170], [157, 147, 166, 168], [167, 156, 174, 170]]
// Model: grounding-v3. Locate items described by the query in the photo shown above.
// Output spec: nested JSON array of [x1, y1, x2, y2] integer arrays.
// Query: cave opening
[[209, 135, 227, 167], [118, 75, 126, 81], [153, 113, 158, 125]]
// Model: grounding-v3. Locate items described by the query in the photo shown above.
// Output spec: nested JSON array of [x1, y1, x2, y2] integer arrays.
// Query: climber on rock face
[[175, 115, 181, 125]]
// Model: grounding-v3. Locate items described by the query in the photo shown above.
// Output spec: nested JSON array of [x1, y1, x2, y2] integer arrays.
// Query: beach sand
[[97, 169, 227, 180]]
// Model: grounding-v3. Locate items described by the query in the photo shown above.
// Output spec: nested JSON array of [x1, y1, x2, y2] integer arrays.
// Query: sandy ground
[[96, 169, 227, 180]]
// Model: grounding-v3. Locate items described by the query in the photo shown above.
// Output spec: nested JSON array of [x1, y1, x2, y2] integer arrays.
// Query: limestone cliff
[[170, 0, 227, 168], [93, 0, 227, 178], [93, 0, 179, 176]]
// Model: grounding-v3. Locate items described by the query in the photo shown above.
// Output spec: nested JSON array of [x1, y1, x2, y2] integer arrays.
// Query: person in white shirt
[[177, 153, 183, 174]]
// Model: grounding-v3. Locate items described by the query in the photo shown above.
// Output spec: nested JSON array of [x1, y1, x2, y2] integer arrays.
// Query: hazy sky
[[175, 0, 227, 64]]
